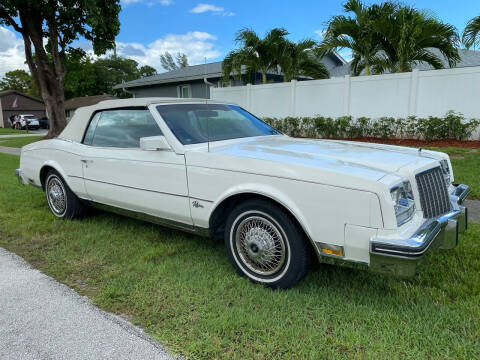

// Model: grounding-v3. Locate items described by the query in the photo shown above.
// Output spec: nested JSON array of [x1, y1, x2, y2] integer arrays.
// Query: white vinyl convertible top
[[59, 97, 231, 143]]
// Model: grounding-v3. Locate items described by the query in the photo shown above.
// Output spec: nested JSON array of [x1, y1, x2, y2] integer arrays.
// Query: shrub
[[264, 111, 478, 141]]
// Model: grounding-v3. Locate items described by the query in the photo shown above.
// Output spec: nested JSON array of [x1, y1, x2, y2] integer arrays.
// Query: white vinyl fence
[[211, 66, 480, 121]]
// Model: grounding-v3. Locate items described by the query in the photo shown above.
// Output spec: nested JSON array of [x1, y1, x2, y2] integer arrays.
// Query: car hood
[[201, 136, 442, 181]]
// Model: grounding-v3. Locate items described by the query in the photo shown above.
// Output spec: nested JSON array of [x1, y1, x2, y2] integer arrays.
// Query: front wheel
[[224, 199, 311, 289]]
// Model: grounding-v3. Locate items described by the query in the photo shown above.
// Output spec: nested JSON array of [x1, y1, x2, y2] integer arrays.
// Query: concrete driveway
[[0, 248, 175, 360]]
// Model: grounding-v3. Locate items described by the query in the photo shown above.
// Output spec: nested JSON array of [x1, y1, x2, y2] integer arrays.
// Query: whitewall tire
[[224, 199, 310, 289]]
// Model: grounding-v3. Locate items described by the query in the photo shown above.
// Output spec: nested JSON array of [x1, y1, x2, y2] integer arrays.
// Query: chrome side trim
[[90, 202, 211, 237]]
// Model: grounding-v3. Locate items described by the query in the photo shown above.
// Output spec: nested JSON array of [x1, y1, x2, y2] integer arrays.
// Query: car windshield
[[156, 104, 281, 145], [25, 115, 36, 119]]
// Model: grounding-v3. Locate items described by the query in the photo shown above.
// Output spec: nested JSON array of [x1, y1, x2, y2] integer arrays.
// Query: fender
[[207, 182, 315, 243], [40, 160, 71, 189]]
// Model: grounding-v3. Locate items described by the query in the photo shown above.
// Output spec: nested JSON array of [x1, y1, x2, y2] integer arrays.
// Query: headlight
[[440, 159, 451, 185], [391, 181, 415, 226]]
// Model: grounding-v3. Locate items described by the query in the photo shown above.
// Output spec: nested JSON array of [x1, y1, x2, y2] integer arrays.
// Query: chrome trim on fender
[[370, 184, 469, 277]]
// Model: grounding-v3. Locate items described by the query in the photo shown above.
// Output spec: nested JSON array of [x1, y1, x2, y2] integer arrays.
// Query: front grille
[[416, 167, 452, 218]]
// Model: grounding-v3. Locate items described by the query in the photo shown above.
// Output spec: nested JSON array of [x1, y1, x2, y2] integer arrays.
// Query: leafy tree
[[160, 52, 188, 71], [320, 1, 459, 76], [94, 56, 146, 98], [63, 51, 158, 99], [462, 15, 480, 49], [0, 69, 39, 97], [0, 0, 121, 137], [376, 5, 460, 73], [223, 28, 288, 84], [279, 39, 329, 81], [319, 0, 394, 76], [139, 65, 157, 77], [64, 49, 98, 99]]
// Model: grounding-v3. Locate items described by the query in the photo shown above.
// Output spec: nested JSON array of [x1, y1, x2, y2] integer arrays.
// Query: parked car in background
[[12, 114, 40, 130], [15, 98, 470, 288], [39, 117, 50, 129]]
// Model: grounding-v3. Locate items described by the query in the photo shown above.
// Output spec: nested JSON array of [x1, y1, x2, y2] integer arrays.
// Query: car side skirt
[[90, 201, 212, 238]]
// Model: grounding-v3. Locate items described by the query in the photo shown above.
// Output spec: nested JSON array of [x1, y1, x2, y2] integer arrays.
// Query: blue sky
[[1, 0, 480, 75]]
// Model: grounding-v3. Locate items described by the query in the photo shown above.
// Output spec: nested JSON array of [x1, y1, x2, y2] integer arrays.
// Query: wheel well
[[39, 165, 55, 190], [209, 193, 313, 249]]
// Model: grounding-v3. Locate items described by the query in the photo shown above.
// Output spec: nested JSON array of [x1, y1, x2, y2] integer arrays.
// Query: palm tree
[[377, 6, 460, 73], [222, 28, 288, 84], [462, 15, 480, 49], [278, 39, 329, 81], [319, 0, 395, 76]]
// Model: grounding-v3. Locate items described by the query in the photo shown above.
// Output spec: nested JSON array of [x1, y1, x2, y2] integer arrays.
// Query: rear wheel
[[224, 199, 310, 289], [45, 170, 87, 219]]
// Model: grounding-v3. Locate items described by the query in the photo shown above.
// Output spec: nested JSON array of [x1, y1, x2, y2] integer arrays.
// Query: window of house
[[83, 108, 162, 148], [178, 85, 191, 98]]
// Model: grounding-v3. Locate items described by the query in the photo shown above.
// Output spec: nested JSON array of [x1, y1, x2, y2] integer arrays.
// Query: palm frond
[[462, 15, 480, 49]]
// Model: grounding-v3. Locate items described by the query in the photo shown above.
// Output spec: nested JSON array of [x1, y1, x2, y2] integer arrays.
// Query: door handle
[[80, 159, 92, 163]]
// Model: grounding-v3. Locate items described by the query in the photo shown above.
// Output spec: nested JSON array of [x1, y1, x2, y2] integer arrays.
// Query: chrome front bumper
[[370, 184, 470, 277]]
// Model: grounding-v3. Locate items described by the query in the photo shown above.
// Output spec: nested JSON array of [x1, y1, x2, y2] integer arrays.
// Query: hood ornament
[[418, 147, 422, 156]]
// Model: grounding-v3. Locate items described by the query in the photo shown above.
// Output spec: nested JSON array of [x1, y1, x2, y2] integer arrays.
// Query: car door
[[80, 107, 192, 225]]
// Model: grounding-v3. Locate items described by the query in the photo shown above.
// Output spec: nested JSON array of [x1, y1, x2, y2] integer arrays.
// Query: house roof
[[0, 90, 44, 103], [113, 62, 226, 89], [114, 53, 347, 90], [64, 95, 115, 111], [414, 48, 480, 70], [330, 49, 480, 77]]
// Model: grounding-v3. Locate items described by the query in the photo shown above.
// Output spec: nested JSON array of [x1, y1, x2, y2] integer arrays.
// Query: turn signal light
[[321, 248, 343, 256]]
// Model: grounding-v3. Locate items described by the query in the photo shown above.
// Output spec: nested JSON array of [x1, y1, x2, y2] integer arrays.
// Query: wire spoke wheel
[[235, 215, 287, 276], [47, 176, 66, 215]]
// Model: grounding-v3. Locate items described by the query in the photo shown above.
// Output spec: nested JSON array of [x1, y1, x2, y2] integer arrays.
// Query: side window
[[83, 112, 101, 145], [83, 109, 163, 148]]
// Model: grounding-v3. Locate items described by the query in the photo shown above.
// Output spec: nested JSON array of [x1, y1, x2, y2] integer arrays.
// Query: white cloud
[[121, 0, 172, 6], [0, 27, 28, 77], [0, 27, 222, 78], [190, 3, 223, 13], [116, 31, 222, 71], [190, 3, 234, 16]]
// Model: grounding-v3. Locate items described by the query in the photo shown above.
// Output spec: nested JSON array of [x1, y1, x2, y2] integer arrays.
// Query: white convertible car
[[16, 98, 470, 288]]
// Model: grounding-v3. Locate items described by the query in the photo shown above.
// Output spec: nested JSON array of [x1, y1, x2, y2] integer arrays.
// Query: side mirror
[[140, 136, 171, 151]]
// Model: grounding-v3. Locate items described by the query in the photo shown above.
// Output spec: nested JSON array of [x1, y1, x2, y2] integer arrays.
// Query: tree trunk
[[262, 71, 267, 84], [19, 10, 67, 138], [43, 87, 67, 138]]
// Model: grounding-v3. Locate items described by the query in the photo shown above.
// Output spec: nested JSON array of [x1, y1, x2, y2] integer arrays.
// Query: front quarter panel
[[186, 152, 384, 263]]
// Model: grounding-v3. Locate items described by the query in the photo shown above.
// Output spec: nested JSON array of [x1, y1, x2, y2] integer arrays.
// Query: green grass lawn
[[0, 128, 27, 135], [0, 136, 43, 148], [0, 152, 479, 359]]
